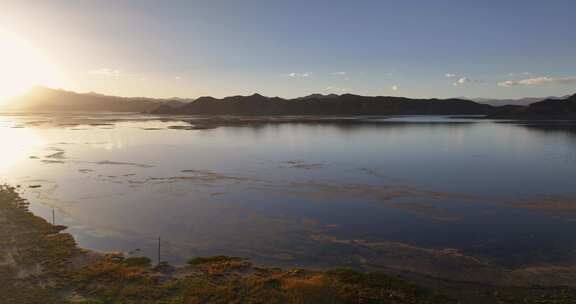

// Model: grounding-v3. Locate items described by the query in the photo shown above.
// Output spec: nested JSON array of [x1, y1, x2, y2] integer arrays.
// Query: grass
[[187, 255, 247, 265], [124, 256, 152, 267], [0, 185, 81, 303]]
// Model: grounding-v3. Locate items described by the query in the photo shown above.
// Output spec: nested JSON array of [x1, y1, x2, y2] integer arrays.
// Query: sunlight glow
[[0, 30, 64, 103], [0, 124, 44, 173]]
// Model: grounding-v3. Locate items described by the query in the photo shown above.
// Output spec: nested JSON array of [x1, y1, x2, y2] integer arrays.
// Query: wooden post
[[52, 208, 55, 225], [157, 236, 161, 265]]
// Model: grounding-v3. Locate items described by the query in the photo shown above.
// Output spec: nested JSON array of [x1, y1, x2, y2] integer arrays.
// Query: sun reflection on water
[[0, 125, 45, 173]]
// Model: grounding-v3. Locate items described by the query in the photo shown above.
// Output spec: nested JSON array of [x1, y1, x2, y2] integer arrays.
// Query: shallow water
[[2, 114, 576, 277]]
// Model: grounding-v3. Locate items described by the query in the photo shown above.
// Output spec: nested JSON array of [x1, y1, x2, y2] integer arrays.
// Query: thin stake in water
[[157, 236, 161, 265]]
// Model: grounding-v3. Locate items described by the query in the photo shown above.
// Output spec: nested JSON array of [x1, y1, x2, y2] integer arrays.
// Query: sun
[[0, 30, 63, 103]]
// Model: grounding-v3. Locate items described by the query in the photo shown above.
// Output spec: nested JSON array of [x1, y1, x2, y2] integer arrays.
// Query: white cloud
[[324, 86, 349, 93], [508, 72, 533, 77], [89, 68, 122, 77], [445, 74, 483, 86], [391, 85, 398, 91], [453, 77, 471, 86], [88, 68, 137, 78], [452, 77, 483, 86], [498, 76, 576, 87], [331, 71, 347, 76], [287, 72, 311, 78]]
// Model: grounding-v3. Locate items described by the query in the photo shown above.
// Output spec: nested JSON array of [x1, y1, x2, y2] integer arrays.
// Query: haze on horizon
[[1, 0, 576, 102]]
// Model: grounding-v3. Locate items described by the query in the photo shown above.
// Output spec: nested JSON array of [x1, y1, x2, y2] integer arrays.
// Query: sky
[[1, 0, 576, 99]]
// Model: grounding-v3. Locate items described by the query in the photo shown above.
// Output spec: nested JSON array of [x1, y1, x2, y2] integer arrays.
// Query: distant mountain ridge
[[470, 96, 568, 107], [3, 86, 174, 112], [4, 87, 576, 119], [488, 94, 576, 119], [152, 93, 496, 116]]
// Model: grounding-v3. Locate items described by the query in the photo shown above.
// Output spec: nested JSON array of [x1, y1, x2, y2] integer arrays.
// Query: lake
[[2, 113, 576, 284]]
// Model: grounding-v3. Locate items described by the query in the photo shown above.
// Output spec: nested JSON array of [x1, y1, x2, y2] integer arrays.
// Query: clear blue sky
[[2, 0, 576, 99]]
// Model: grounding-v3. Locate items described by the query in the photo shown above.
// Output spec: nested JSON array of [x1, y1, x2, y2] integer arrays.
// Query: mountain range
[[487, 93, 576, 119], [3, 87, 576, 119], [470, 96, 569, 107], [3, 86, 167, 112], [152, 93, 495, 115]]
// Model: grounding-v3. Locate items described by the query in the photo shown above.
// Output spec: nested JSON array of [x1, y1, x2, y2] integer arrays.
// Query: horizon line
[[10, 85, 571, 102]]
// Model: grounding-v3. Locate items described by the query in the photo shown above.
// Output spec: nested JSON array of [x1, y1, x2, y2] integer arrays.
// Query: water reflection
[[1, 114, 576, 285], [515, 121, 576, 137]]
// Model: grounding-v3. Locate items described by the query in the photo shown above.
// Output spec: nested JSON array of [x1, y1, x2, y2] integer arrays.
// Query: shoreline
[[2, 184, 576, 303], [0, 184, 455, 303]]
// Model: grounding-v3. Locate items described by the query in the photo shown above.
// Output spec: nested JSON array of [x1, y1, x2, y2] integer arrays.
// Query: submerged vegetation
[[2, 184, 576, 303]]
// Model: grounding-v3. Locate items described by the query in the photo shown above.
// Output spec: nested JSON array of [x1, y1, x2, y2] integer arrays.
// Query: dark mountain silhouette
[[470, 96, 568, 107], [4, 86, 170, 112], [152, 93, 496, 116], [297, 93, 340, 100], [6, 87, 575, 119], [488, 94, 576, 119]]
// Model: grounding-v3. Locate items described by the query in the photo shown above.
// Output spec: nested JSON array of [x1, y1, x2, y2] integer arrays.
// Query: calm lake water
[[2, 114, 576, 280]]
